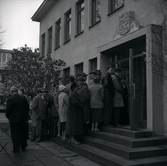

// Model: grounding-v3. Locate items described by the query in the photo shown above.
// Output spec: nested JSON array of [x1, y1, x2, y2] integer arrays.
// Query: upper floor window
[[48, 26, 52, 53], [91, 0, 101, 25], [108, 0, 124, 14], [55, 19, 61, 49], [64, 9, 71, 43], [41, 33, 45, 57], [76, 0, 84, 35]]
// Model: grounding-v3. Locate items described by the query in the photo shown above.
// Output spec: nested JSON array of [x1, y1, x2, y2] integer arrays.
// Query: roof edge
[[31, 0, 56, 22]]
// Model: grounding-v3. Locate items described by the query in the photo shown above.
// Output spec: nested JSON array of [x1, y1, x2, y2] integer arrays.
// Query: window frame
[[55, 18, 61, 49], [75, 62, 83, 77], [63, 67, 70, 85], [41, 33, 45, 57], [90, 58, 97, 72], [91, 0, 101, 26], [48, 26, 52, 54], [64, 9, 72, 43], [108, 0, 124, 15], [76, 0, 84, 35]]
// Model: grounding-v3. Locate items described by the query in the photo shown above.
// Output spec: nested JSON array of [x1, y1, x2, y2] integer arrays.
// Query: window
[[0, 53, 8, 68], [63, 67, 70, 85], [48, 26, 52, 53], [55, 19, 61, 49], [90, 58, 97, 72], [108, 0, 124, 13], [41, 33, 45, 57], [75, 62, 83, 76], [64, 9, 71, 42], [91, 0, 101, 25], [76, 0, 84, 35]]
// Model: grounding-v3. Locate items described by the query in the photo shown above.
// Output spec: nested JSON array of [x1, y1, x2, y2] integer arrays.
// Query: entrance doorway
[[104, 42, 146, 130]]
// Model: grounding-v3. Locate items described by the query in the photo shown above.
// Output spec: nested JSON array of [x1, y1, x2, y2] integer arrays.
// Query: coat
[[5, 94, 29, 123], [31, 94, 47, 120], [89, 83, 104, 109], [102, 73, 115, 96], [76, 84, 90, 123], [112, 75, 125, 107], [65, 89, 83, 135], [58, 92, 68, 122]]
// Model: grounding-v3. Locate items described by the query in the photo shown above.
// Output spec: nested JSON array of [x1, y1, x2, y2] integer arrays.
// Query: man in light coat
[[31, 89, 47, 142]]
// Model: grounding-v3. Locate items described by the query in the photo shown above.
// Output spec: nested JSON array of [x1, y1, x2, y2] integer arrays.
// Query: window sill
[[89, 20, 101, 29], [63, 39, 71, 45], [108, 5, 124, 16], [75, 31, 84, 38], [54, 46, 60, 51], [47, 51, 52, 55]]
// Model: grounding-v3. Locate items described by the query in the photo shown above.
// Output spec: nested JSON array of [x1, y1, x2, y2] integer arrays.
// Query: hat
[[77, 72, 88, 77], [10, 86, 18, 92], [94, 70, 101, 75], [90, 70, 96, 74], [115, 68, 122, 73], [76, 75, 85, 81], [59, 85, 66, 92], [69, 75, 75, 82]]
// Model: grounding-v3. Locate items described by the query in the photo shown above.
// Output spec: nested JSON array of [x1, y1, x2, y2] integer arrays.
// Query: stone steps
[[52, 127, 167, 166]]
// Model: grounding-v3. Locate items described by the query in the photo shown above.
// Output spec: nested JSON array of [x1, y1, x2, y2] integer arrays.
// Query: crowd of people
[[5, 66, 130, 153]]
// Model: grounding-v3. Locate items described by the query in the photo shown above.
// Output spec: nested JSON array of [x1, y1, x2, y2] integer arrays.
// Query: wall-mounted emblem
[[114, 11, 142, 40]]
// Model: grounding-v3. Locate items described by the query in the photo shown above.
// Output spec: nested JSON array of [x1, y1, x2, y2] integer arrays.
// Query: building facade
[[32, 0, 167, 136]]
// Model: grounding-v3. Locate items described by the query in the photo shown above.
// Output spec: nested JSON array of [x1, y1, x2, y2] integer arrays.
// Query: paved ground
[[0, 113, 101, 166]]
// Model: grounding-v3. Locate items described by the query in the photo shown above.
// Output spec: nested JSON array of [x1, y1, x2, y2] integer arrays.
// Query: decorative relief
[[113, 11, 142, 40]]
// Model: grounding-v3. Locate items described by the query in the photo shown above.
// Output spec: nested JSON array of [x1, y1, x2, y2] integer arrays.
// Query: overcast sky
[[0, 0, 43, 50]]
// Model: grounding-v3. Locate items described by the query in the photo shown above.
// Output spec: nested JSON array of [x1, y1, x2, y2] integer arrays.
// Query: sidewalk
[[0, 113, 101, 166]]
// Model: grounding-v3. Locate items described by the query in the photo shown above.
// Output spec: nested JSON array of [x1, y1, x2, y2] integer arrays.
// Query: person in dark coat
[[5, 86, 29, 153], [112, 68, 125, 127], [120, 76, 130, 125], [76, 74, 90, 134], [48, 84, 59, 138], [65, 83, 83, 144], [18, 87, 30, 139], [101, 66, 115, 125]]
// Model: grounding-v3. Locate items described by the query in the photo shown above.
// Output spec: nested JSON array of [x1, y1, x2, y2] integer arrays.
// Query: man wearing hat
[[102, 66, 115, 126], [89, 70, 96, 85], [31, 88, 47, 143], [77, 72, 88, 87], [6, 85, 29, 153], [76, 74, 90, 134], [112, 68, 125, 127]]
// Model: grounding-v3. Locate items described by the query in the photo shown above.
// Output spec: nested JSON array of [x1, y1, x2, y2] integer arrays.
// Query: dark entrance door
[[110, 45, 147, 130], [129, 48, 147, 130]]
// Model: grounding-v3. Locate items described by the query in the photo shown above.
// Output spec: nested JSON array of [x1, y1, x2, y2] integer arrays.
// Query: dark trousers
[[10, 121, 27, 152], [50, 116, 59, 138], [113, 107, 121, 126], [36, 119, 46, 141], [104, 93, 114, 125]]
